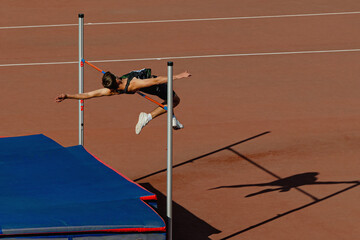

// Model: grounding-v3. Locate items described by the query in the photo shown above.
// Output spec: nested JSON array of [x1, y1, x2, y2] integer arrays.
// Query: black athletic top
[[116, 68, 153, 94]]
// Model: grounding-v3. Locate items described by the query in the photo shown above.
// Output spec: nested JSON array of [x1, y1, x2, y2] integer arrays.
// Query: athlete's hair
[[102, 71, 119, 89]]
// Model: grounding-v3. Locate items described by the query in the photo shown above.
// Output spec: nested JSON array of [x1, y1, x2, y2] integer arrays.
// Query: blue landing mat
[[0, 135, 165, 239]]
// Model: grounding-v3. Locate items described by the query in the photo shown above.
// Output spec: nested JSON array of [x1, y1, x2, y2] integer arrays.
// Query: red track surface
[[1, 1, 359, 239]]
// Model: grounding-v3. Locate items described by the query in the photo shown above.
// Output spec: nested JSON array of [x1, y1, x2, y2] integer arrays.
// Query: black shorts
[[140, 83, 176, 102], [120, 68, 176, 101]]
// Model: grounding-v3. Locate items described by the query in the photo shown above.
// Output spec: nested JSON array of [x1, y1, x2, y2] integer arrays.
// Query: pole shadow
[[210, 172, 359, 198], [134, 131, 271, 182], [206, 148, 359, 239], [133, 132, 270, 239], [140, 183, 221, 240], [219, 182, 359, 240]]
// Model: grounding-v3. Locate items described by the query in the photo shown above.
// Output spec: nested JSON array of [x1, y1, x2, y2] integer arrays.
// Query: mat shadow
[[141, 183, 221, 240]]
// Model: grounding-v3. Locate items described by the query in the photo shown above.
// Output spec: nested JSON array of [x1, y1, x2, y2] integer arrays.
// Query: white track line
[[1, 11, 360, 30], [1, 49, 360, 68]]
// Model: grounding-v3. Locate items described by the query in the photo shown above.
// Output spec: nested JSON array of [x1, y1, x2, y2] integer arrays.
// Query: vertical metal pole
[[78, 13, 84, 146], [167, 61, 173, 240]]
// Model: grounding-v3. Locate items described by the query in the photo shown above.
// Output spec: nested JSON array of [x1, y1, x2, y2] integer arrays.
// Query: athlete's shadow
[[210, 172, 359, 198]]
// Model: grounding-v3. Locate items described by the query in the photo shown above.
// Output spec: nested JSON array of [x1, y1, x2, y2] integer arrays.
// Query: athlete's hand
[[175, 71, 192, 79], [55, 94, 67, 102]]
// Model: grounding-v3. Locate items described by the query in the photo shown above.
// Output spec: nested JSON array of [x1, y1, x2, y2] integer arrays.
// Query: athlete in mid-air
[[55, 68, 192, 134]]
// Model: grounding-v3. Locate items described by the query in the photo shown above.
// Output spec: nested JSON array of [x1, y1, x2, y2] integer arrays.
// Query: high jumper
[[55, 68, 192, 134]]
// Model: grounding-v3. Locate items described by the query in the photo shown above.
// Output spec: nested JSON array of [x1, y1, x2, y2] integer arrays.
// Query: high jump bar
[[78, 13, 168, 144], [78, 14, 168, 147], [78, 14, 173, 240]]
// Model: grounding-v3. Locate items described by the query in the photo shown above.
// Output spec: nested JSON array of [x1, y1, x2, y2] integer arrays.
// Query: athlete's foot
[[136, 112, 150, 134], [172, 117, 184, 130]]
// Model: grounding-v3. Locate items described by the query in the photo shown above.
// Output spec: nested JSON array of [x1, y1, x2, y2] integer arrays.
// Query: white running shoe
[[172, 117, 184, 130], [136, 112, 150, 134]]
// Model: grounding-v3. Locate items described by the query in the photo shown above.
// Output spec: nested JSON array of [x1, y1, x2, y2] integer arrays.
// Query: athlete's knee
[[173, 94, 180, 107]]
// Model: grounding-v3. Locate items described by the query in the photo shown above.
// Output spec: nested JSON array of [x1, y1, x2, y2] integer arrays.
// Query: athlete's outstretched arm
[[55, 88, 112, 102], [130, 71, 191, 91]]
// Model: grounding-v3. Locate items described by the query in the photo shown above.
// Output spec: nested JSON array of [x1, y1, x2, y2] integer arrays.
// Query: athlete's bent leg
[[135, 94, 182, 134], [150, 94, 180, 119]]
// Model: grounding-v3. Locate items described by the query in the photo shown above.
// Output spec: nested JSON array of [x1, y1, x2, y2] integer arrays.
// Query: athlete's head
[[102, 71, 119, 89]]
